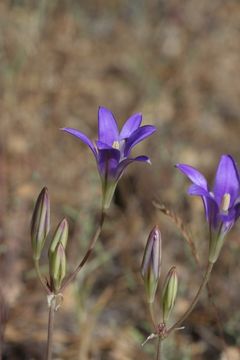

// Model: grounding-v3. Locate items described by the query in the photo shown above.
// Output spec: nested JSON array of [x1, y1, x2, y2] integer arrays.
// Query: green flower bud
[[162, 266, 178, 323], [31, 187, 50, 261], [141, 226, 161, 303], [49, 242, 66, 292], [49, 218, 68, 256]]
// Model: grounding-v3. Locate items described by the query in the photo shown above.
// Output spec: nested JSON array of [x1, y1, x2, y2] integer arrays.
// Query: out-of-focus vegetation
[[1, 1, 240, 359]]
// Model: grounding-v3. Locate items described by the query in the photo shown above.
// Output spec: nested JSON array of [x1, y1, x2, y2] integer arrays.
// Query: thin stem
[[148, 302, 162, 359], [60, 210, 106, 291], [156, 337, 162, 360], [0, 333, 2, 360], [46, 296, 56, 360], [166, 261, 214, 336], [34, 259, 50, 294], [148, 301, 157, 329]]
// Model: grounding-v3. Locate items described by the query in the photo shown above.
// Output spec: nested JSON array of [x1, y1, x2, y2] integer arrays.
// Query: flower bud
[[49, 242, 66, 292], [162, 266, 178, 323], [49, 218, 69, 256], [31, 187, 50, 261], [141, 226, 161, 303]]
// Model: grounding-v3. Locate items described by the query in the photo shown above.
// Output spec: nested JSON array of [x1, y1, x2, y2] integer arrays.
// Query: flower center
[[112, 141, 120, 149], [220, 193, 231, 213]]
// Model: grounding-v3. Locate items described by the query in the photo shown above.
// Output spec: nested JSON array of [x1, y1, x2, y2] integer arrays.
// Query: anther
[[112, 141, 120, 149], [220, 193, 231, 213]]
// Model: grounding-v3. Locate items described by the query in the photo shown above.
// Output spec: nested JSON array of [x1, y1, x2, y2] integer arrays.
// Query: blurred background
[[1, 0, 240, 359]]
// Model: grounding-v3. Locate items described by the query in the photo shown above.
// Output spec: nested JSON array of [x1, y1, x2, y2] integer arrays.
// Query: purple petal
[[233, 202, 240, 221], [188, 184, 210, 197], [116, 155, 151, 180], [96, 140, 115, 150], [176, 164, 208, 190], [124, 125, 156, 156], [220, 204, 240, 234], [220, 201, 240, 233], [97, 148, 120, 179], [221, 208, 237, 223], [188, 184, 218, 227], [213, 155, 240, 207], [98, 107, 119, 146], [61, 128, 97, 156], [120, 113, 142, 139]]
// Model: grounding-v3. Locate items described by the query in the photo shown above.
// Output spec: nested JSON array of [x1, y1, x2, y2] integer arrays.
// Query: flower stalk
[[46, 295, 57, 360], [34, 259, 51, 294], [156, 337, 162, 360], [60, 208, 106, 291]]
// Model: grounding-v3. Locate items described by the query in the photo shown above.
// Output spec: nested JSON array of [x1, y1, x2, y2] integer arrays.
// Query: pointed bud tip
[[49, 217, 69, 256], [141, 225, 162, 303]]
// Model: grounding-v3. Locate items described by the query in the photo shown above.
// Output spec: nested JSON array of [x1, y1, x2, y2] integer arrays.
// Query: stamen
[[112, 141, 120, 149], [220, 193, 231, 212]]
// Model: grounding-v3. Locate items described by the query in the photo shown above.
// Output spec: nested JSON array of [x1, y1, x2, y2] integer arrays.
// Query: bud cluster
[[141, 226, 178, 330], [31, 188, 69, 294]]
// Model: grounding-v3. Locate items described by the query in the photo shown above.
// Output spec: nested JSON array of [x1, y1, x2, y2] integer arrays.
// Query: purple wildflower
[[62, 106, 156, 209], [176, 155, 240, 262]]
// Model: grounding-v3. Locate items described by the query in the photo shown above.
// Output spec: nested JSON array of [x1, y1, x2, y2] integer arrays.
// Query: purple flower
[[62, 106, 156, 209], [176, 155, 240, 262]]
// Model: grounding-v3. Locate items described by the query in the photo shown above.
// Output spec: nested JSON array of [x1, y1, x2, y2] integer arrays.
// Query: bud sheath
[[141, 226, 161, 303], [49, 218, 69, 255], [49, 242, 66, 292], [162, 266, 178, 323], [31, 187, 50, 261]]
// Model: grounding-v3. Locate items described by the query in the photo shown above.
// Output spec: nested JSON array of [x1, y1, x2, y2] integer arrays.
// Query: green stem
[[60, 210, 106, 291], [166, 261, 214, 336], [149, 301, 157, 329], [46, 296, 56, 360], [156, 337, 162, 360], [34, 259, 50, 294]]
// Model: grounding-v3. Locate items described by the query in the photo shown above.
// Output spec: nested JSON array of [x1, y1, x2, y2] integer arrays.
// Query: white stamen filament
[[220, 193, 231, 213]]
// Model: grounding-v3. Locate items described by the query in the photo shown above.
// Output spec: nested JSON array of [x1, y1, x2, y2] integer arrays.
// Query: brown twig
[[153, 201, 200, 264]]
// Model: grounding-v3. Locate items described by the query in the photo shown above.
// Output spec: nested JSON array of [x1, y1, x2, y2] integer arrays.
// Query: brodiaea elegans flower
[[62, 106, 156, 209], [176, 155, 240, 262]]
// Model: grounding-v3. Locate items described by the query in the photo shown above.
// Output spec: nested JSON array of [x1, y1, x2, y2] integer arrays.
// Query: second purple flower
[[176, 155, 240, 262], [62, 106, 156, 209]]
